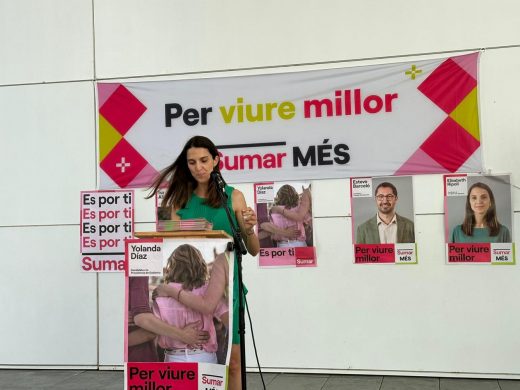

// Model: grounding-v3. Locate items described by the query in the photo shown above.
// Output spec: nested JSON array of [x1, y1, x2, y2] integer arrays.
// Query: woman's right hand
[[180, 321, 210, 346], [281, 226, 300, 240]]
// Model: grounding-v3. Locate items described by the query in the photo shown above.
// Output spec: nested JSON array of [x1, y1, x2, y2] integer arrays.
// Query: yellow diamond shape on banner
[[449, 87, 480, 141], [99, 114, 122, 162]]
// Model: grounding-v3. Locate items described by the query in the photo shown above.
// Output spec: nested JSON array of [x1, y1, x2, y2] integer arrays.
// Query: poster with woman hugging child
[[125, 237, 232, 390], [254, 181, 316, 267]]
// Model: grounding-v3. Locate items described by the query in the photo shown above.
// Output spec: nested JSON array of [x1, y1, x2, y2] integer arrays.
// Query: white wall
[[1, 0, 520, 376]]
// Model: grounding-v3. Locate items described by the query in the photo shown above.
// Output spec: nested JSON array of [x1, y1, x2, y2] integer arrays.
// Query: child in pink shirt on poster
[[153, 244, 229, 363]]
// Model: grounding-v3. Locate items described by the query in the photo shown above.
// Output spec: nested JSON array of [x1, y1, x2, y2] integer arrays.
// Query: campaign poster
[[351, 176, 417, 264], [444, 174, 515, 264], [125, 236, 233, 390], [80, 190, 134, 272], [255, 181, 316, 267]]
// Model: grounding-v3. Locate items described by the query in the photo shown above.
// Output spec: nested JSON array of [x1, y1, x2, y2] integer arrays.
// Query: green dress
[[176, 185, 244, 344]]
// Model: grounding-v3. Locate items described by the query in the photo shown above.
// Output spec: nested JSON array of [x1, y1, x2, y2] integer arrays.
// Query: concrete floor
[[0, 369, 519, 390]]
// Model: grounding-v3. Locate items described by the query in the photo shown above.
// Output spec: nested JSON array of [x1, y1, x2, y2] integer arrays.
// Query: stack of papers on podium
[[157, 218, 213, 231]]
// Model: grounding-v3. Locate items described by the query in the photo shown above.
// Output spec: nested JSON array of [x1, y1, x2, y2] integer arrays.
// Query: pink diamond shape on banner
[[97, 83, 121, 107], [452, 52, 478, 81], [418, 58, 476, 114], [127, 163, 159, 188], [100, 138, 148, 188], [99, 85, 147, 136], [420, 117, 480, 172], [394, 148, 450, 176]]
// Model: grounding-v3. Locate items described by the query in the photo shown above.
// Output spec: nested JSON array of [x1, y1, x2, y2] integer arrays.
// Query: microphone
[[210, 171, 227, 192]]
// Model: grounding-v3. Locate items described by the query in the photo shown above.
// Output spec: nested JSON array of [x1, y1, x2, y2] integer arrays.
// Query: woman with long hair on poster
[[451, 182, 511, 243], [148, 135, 259, 390]]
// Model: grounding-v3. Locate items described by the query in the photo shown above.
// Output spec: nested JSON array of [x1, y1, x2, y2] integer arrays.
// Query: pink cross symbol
[[116, 157, 131, 173]]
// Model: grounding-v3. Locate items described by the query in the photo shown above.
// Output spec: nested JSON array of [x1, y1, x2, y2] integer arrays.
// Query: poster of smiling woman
[[444, 174, 515, 264], [350, 176, 417, 264]]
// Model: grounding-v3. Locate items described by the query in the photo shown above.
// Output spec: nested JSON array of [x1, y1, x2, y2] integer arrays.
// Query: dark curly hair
[[147, 135, 222, 209]]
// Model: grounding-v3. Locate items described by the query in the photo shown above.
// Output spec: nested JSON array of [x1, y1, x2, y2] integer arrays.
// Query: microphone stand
[[214, 181, 248, 390]]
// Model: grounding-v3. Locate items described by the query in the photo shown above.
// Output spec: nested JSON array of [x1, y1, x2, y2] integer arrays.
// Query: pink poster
[[80, 190, 134, 272], [255, 181, 316, 267], [125, 237, 232, 390]]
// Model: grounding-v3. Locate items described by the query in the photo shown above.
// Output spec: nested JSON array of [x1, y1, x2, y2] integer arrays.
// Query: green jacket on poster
[[356, 214, 415, 244]]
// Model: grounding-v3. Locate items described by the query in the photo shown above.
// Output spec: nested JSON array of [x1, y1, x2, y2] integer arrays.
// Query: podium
[[135, 230, 232, 240], [125, 230, 233, 390]]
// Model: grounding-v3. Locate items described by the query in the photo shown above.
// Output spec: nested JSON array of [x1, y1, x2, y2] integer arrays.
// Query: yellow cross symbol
[[405, 65, 423, 80]]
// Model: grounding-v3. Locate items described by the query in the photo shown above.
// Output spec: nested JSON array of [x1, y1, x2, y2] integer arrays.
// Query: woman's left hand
[[152, 284, 176, 300], [232, 189, 260, 255], [242, 207, 257, 231]]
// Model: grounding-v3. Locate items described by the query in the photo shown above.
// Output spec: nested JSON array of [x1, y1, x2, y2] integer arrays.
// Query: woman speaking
[[148, 135, 259, 390]]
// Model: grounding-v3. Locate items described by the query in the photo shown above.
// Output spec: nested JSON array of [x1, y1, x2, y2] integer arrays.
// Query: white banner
[[98, 53, 481, 189]]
